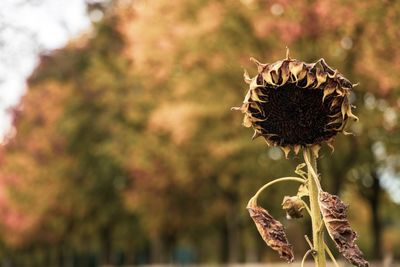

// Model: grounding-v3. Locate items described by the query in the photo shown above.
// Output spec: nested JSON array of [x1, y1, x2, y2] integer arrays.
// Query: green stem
[[301, 199, 312, 218], [304, 148, 326, 267], [301, 249, 314, 267], [247, 177, 305, 208], [324, 242, 340, 267]]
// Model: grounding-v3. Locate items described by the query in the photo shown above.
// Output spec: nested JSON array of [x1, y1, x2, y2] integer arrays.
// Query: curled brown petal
[[281, 196, 304, 219], [319, 191, 369, 267], [247, 204, 294, 262]]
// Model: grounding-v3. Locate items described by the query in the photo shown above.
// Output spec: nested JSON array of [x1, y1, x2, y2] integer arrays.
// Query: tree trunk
[[219, 220, 229, 262], [100, 225, 113, 264], [226, 212, 240, 263], [369, 170, 382, 259], [150, 237, 164, 263]]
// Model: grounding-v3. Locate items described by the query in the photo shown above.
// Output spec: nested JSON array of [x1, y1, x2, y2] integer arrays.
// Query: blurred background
[[0, 0, 399, 266]]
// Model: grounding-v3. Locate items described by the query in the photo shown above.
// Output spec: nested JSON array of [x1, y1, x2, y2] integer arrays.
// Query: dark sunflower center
[[251, 83, 340, 146]]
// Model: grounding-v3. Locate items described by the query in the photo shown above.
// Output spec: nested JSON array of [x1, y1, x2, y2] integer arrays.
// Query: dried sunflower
[[233, 50, 358, 157]]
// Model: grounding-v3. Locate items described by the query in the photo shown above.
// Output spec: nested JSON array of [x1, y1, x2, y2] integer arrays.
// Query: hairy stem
[[304, 148, 326, 267]]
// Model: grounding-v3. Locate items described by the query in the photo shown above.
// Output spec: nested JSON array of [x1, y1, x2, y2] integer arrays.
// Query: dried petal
[[303, 72, 316, 88], [286, 46, 291, 60], [270, 70, 280, 84], [262, 71, 275, 85], [347, 106, 359, 122], [315, 68, 327, 88], [328, 70, 339, 79], [296, 184, 309, 198], [249, 77, 262, 90], [289, 61, 305, 81], [250, 90, 267, 103], [343, 130, 354, 136], [231, 106, 243, 112], [310, 144, 321, 158], [293, 145, 301, 155], [244, 69, 252, 84], [319, 191, 369, 267], [243, 89, 252, 103], [264, 138, 272, 146], [249, 102, 265, 116], [282, 196, 304, 219], [319, 58, 337, 77], [327, 117, 343, 126], [243, 114, 252, 127], [338, 76, 353, 89], [335, 87, 346, 97], [247, 204, 294, 262], [340, 98, 358, 122], [281, 146, 291, 159], [280, 61, 290, 85], [250, 57, 267, 73], [250, 116, 267, 123], [321, 138, 333, 152], [252, 130, 263, 140], [271, 60, 284, 73], [322, 86, 336, 102]]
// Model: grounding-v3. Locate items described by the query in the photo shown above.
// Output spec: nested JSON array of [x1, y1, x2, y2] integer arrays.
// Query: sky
[[0, 0, 91, 142]]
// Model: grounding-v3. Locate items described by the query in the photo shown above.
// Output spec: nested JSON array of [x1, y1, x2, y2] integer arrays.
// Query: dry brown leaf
[[281, 196, 304, 219], [247, 204, 294, 262], [319, 191, 369, 267]]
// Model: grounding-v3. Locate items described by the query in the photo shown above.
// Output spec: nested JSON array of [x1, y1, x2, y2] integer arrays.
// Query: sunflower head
[[233, 50, 358, 157]]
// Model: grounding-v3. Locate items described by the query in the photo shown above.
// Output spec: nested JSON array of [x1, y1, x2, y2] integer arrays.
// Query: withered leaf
[[297, 184, 309, 198], [281, 196, 304, 219], [248, 204, 294, 262], [319, 191, 369, 267]]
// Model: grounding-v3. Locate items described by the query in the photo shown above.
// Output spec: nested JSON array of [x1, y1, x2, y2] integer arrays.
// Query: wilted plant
[[233, 49, 368, 267]]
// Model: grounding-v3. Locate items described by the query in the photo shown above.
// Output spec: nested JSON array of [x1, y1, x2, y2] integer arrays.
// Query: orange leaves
[[0, 81, 75, 247], [148, 102, 201, 145]]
